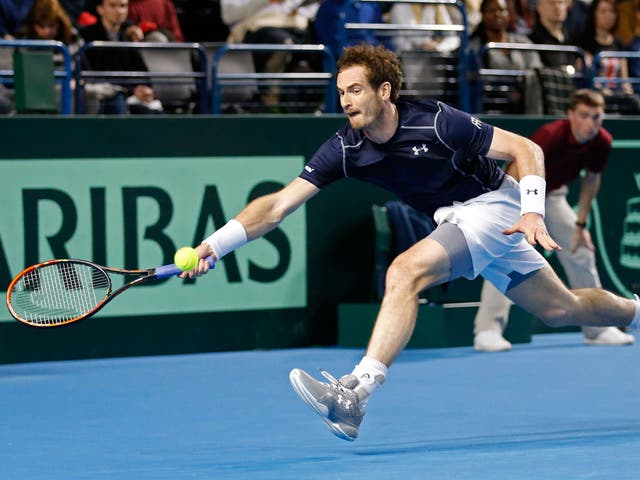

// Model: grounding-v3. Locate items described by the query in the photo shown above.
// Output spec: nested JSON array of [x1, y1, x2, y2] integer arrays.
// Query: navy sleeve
[[435, 102, 494, 156], [299, 134, 346, 188]]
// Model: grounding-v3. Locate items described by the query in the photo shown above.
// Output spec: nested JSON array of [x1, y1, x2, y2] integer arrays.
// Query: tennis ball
[[174, 247, 199, 271]]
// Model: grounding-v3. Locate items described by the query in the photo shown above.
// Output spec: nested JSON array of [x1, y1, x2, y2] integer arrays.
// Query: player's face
[[337, 65, 385, 130], [567, 103, 604, 144]]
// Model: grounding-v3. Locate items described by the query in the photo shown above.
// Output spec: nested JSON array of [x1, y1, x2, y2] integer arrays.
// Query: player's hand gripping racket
[[5, 256, 215, 327]]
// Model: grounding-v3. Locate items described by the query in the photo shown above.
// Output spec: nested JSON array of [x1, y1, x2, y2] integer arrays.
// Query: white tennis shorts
[[433, 175, 547, 293]]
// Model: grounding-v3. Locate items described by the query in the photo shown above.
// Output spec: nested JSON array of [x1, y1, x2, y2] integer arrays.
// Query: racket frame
[[8, 258, 168, 327]]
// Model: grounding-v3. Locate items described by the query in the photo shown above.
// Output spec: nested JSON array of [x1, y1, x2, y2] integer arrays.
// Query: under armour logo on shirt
[[526, 189, 539, 195], [412, 144, 429, 156], [470, 116, 483, 129]]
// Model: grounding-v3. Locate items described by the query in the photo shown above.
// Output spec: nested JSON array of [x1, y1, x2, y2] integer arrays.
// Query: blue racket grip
[[154, 255, 216, 279]]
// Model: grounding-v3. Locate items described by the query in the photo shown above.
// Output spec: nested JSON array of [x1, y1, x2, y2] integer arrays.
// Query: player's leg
[[290, 176, 542, 441], [473, 280, 513, 352], [364, 236, 452, 364], [505, 264, 636, 329], [290, 223, 461, 441], [545, 191, 633, 344]]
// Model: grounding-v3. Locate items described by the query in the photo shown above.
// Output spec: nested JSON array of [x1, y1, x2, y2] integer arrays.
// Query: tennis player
[[182, 44, 639, 441]]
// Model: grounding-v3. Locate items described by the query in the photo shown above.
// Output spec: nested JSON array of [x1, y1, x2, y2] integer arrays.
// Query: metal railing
[[475, 42, 587, 114], [0, 39, 72, 114], [589, 50, 640, 89], [477, 42, 586, 76], [75, 41, 208, 113], [211, 43, 336, 114], [340, 0, 469, 110]]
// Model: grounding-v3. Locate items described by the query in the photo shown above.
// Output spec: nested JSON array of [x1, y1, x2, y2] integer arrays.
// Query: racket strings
[[9, 262, 110, 325]]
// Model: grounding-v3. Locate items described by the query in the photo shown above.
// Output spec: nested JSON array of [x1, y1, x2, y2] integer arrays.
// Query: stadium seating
[[474, 42, 586, 115], [0, 39, 72, 114], [210, 43, 337, 114], [2, 4, 640, 116], [74, 41, 208, 114]]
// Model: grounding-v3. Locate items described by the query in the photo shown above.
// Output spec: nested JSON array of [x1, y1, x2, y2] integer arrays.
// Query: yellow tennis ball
[[174, 247, 199, 271]]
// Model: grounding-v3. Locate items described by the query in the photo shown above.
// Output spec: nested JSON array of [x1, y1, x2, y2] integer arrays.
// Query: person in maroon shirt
[[474, 88, 635, 351], [127, 0, 183, 42]]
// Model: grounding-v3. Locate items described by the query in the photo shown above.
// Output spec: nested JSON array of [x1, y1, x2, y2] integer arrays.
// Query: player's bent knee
[[385, 255, 434, 295], [385, 259, 417, 291]]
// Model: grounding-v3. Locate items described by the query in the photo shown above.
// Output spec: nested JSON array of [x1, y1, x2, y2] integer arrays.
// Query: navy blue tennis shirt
[[300, 99, 506, 218]]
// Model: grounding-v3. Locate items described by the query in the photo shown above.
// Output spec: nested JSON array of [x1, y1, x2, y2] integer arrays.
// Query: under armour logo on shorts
[[526, 189, 539, 195]]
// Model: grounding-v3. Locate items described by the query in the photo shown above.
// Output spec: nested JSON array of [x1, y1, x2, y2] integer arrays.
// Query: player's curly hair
[[337, 44, 403, 103]]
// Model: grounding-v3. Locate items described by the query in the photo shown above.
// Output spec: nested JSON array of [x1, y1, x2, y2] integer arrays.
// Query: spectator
[[526, 0, 581, 114], [0, 0, 84, 114], [578, 0, 639, 112], [508, 0, 536, 34], [627, 0, 640, 92], [21, 0, 84, 60], [390, 1, 462, 103], [390, 2, 461, 54], [0, 1, 36, 39], [221, 0, 319, 108], [473, 89, 634, 351], [529, 0, 576, 68], [466, 0, 483, 33], [221, 0, 318, 72], [470, 0, 544, 113], [127, 0, 184, 42], [79, 0, 163, 114]]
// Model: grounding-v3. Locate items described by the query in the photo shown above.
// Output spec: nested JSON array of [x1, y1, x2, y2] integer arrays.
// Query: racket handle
[[155, 255, 216, 279]]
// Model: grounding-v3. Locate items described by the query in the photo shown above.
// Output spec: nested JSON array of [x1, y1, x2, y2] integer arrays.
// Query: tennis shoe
[[584, 327, 635, 346], [474, 330, 512, 352], [289, 368, 365, 441]]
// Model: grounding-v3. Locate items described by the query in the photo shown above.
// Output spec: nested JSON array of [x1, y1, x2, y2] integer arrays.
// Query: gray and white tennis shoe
[[289, 368, 365, 441]]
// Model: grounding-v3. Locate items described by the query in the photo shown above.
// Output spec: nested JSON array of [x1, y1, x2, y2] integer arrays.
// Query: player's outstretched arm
[[180, 178, 320, 278], [235, 177, 320, 241]]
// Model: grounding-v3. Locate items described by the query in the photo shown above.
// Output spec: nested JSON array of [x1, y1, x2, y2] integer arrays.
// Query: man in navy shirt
[[183, 45, 640, 442]]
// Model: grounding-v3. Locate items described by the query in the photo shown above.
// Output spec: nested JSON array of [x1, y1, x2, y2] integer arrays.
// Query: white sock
[[629, 294, 640, 330], [351, 356, 388, 397]]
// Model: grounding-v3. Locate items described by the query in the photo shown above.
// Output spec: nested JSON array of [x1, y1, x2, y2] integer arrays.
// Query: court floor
[[1, 332, 639, 479]]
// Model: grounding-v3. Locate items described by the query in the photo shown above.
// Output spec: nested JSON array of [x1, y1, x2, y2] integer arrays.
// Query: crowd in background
[[1, 0, 640, 115]]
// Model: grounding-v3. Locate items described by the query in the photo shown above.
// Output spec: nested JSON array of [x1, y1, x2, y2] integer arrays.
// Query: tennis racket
[[6, 256, 215, 328]]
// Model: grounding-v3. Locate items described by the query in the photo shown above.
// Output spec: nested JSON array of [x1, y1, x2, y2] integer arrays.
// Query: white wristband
[[519, 175, 546, 218], [203, 219, 247, 260]]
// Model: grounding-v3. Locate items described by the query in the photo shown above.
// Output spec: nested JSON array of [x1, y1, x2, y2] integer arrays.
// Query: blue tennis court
[[1, 331, 638, 479]]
